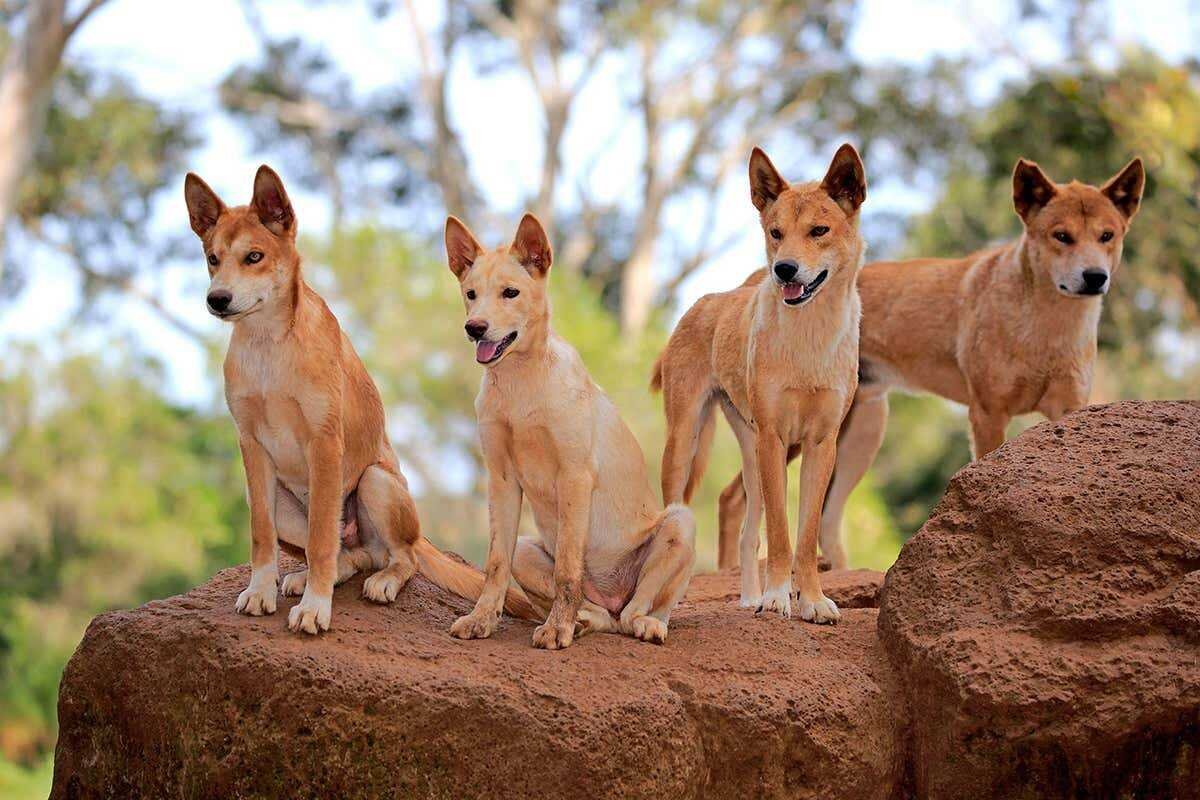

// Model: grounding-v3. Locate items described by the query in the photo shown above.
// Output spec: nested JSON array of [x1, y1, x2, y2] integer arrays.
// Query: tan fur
[[655, 145, 867, 621], [184, 166, 535, 634], [713, 157, 1145, 570], [444, 213, 696, 649]]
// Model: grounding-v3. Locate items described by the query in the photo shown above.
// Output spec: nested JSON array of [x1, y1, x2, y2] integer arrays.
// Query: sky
[[1, 0, 1196, 406]]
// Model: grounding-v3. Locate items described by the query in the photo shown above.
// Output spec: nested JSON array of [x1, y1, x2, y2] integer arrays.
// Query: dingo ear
[[251, 165, 296, 238], [445, 216, 484, 280], [1101, 158, 1145, 221], [749, 147, 787, 212], [510, 213, 552, 278], [821, 143, 867, 216], [1013, 159, 1057, 223], [184, 173, 225, 239]]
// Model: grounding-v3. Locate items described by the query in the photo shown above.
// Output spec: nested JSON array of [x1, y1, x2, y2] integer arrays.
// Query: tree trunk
[[0, 0, 104, 283]]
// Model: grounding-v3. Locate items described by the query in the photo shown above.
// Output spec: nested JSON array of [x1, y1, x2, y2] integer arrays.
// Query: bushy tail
[[413, 538, 541, 621], [649, 352, 665, 393]]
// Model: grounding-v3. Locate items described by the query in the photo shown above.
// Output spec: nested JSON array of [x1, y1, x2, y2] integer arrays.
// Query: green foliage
[[0, 343, 245, 768]]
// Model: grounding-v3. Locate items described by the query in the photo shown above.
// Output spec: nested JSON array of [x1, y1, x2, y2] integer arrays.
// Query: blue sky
[[1, 0, 1195, 405]]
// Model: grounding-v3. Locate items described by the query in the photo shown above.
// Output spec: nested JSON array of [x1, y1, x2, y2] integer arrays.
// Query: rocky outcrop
[[880, 401, 1200, 799], [51, 401, 1200, 799], [51, 564, 897, 800]]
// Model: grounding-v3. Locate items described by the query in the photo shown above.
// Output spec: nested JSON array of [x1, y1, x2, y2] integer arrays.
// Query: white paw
[[362, 570, 403, 604], [757, 583, 792, 618], [280, 570, 307, 597], [628, 616, 667, 644], [739, 592, 762, 609], [797, 593, 840, 625], [234, 571, 277, 616], [287, 590, 331, 634]]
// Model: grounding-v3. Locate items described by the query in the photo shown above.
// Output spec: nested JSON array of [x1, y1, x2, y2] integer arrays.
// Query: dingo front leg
[[452, 438, 522, 640], [792, 434, 840, 624], [288, 434, 340, 634], [532, 468, 593, 650], [235, 436, 278, 616], [755, 429, 792, 617]]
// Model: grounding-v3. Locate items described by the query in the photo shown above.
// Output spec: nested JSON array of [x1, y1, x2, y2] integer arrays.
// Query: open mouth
[[779, 270, 828, 306], [1059, 284, 1105, 297], [474, 331, 517, 364]]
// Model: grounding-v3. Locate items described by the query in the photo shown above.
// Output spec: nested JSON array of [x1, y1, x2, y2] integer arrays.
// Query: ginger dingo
[[714, 157, 1144, 570], [653, 144, 867, 621], [185, 166, 533, 633], [443, 213, 696, 649]]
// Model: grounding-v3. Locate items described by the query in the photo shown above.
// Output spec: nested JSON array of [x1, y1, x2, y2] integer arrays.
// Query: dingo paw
[[235, 573, 277, 616], [362, 565, 413, 604], [628, 615, 667, 644], [280, 570, 307, 597], [756, 583, 792, 618], [287, 591, 331, 635], [797, 593, 840, 625], [450, 611, 499, 640], [532, 618, 575, 650]]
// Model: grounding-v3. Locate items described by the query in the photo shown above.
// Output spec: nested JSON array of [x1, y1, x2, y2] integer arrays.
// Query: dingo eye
[[245, 251, 264, 264], [1053, 231, 1074, 245], [502, 288, 520, 299], [466, 290, 476, 300], [810, 225, 829, 237], [1099, 230, 1114, 243], [769, 228, 782, 240], [206, 253, 218, 266]]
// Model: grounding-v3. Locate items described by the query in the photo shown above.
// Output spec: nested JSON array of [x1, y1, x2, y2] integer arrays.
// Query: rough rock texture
[[52, 564, 900, 800], [879, 401, 1200, 799]]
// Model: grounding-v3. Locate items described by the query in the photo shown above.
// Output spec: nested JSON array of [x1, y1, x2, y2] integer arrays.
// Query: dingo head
[[749, 143, 867, 307], [1012, 158, 1144, 298], [184, 165, 300, 323], [445, 213, 552, 367]]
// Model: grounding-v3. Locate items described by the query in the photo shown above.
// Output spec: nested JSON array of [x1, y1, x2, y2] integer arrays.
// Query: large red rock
[[879, 401, 1200, 799], [51, 562, 902, 799]]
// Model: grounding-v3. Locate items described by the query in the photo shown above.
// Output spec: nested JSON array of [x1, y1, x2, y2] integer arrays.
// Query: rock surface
[[52, 563, 900, 800], [879, 401, 1200, 799], [51, 401, 1200, 799]]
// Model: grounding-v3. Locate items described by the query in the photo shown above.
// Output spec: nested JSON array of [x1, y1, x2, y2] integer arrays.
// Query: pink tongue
[[476, 339, 500, 363], [782, 282, 805, 301]]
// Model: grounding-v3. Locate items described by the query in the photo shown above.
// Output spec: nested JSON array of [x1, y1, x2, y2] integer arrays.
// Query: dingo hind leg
[[618, 504, 696, 644], [358, 463, 420, 604], [274, 485, 375, 597], [818, 391, 888, 570]]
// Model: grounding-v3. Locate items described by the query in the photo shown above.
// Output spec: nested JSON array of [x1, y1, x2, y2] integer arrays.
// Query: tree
[[0, 0, 111, 283], [219, 0, 968, 332]]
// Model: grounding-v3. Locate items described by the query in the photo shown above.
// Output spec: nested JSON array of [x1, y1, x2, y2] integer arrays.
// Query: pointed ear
[[510, 213, 552, 278], [1101, 157, 1145, 221], [820, 143, 867, 216], [749, 147, 788, 212], [184, 173, 225, 239], [445, 216, 484, 280], [250, 165, 296, 237], [1012, 159, 1057, 223]]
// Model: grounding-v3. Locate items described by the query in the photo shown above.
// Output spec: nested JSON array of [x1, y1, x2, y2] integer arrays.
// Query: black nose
[[464, 320, 488, 340], [207, 290, 232, 312], [1082, 270, 1108, 291], [773, 260, 799, 282]]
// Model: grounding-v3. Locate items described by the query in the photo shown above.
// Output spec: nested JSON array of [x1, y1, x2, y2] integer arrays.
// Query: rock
[[878, 401, 1200, 799], [52, 564, 905, 800]]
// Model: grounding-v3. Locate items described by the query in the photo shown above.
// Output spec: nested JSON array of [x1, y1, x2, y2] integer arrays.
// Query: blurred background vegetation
[[1, 0, 1198, 795]]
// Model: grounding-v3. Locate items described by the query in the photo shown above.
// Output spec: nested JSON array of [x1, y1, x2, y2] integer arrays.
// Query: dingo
[[185, 166, 533, 633], [714, 157, 1144, 570], [653, 144, 867, 621], [443, 213, 696, 649]]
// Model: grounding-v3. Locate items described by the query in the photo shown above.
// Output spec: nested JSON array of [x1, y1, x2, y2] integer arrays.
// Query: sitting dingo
[[443, 213, 696, 649], [653, 144, 868, 621], [184, 166, 532, 633], [714, 157, 1145, 570]]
